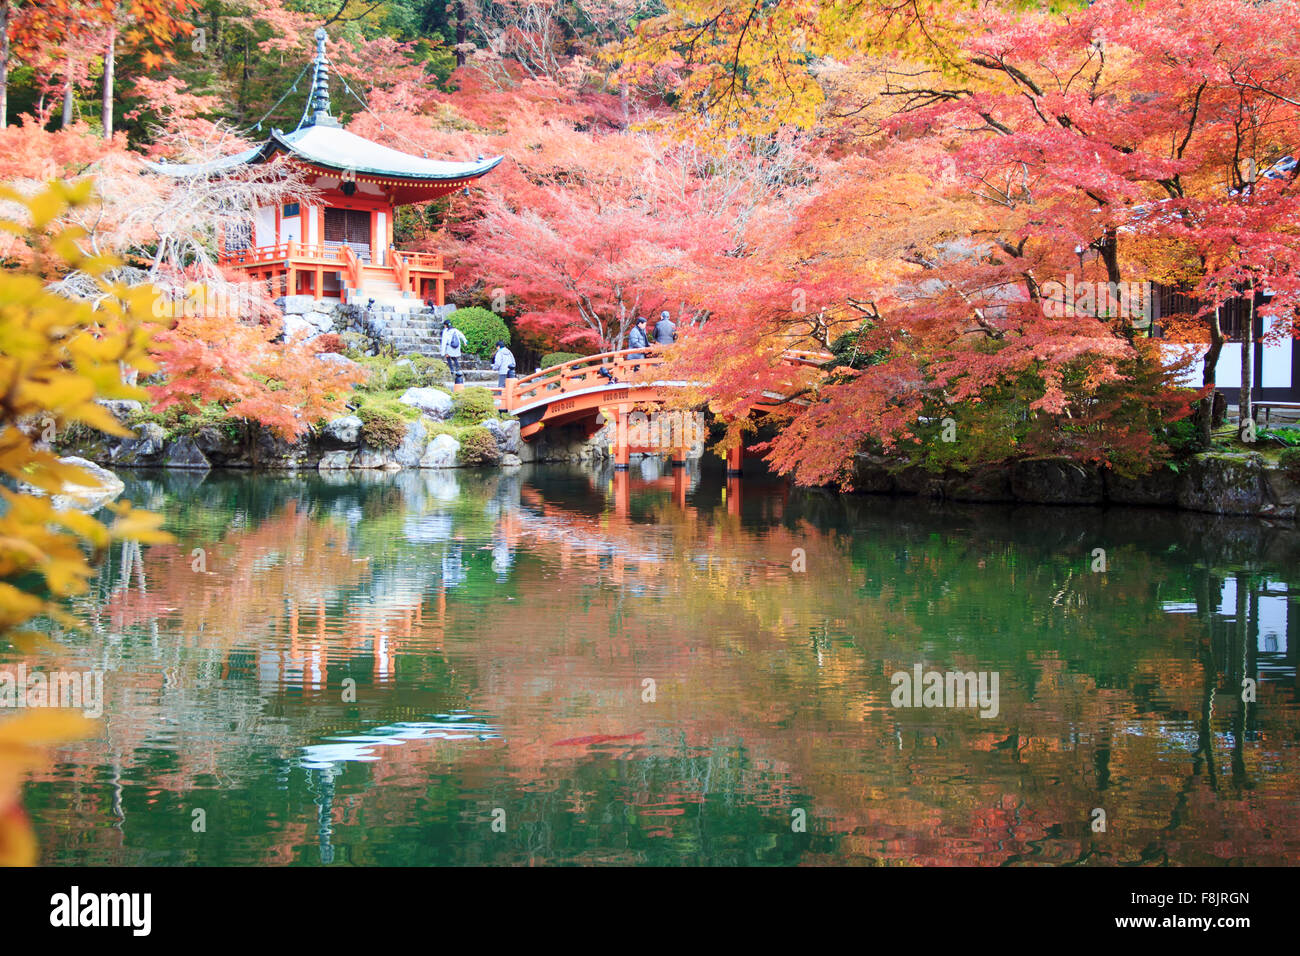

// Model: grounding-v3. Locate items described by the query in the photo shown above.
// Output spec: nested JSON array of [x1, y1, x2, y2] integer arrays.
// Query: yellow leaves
[[0, 710, 97, 749], [0, 804, 38, 867], [0, 182, 166, 861], [0, 710, 98, 866], [105, 501, 172, 546]]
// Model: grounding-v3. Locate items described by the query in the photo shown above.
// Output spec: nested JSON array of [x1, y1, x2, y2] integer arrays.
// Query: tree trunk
[[101, 27, 116, 139], [62, 77, 74, 128], [455, 2, 467, 67], [1238, 284, 1254, 438], [1197, 303, 1224, 446], [0, 2, 10, 129]]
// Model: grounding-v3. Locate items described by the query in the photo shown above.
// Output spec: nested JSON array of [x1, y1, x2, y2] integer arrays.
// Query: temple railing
[[219, 241, 355, 271]]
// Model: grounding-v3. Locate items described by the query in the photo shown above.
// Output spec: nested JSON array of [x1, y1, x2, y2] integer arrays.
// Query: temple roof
[[147, 125, 502, 186], [145, 27, 501, 198]]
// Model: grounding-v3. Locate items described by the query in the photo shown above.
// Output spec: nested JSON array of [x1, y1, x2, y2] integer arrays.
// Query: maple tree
[[623, 0, 1300, 484]]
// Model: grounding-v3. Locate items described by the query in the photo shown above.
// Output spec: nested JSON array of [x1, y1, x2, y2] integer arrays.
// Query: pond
[[15, 462, 1300, 865]]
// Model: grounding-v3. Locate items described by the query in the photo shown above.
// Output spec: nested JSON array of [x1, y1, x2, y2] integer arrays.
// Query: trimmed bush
[[447, 306, 509, 358], [452, 386, 497, 424], [387, 363, 417, 391], [411, 354, 451, 384], [457, 426, 501, 466], [358, 407, 407, 450], [1280, 447, 1300, 479], [541, 352, 583, 369]]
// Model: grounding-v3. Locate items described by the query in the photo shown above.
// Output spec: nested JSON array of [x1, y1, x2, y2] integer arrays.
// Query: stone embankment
[[852, 452, 1300, 518]]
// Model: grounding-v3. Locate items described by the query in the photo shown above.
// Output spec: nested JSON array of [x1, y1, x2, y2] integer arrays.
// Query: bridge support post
[[726, 443, 743, 477], [613, 468, 630, 516], [613, 403, 630, 471], [725, 473, 742, 517]]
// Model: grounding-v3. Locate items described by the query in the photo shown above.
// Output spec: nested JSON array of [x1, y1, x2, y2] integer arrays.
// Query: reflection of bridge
[[473, 347, 830, 473]]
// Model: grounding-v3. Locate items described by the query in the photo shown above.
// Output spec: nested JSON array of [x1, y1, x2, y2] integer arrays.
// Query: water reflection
[[9, 460, 1300, 866]]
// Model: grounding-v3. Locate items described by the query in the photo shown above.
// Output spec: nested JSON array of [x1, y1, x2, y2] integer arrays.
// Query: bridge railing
[[504, 348, 667, 411]]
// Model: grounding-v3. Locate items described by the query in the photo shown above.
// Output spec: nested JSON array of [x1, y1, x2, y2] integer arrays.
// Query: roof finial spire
[[308, 26, 339, 127]]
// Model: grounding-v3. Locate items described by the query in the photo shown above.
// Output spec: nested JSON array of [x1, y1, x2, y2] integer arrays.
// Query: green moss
[[354, 391, 421, 421], [127, 403, 241, 441], [452, 386, 497, 425]]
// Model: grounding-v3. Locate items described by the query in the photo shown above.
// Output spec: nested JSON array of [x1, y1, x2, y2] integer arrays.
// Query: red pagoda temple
[[150, 28, 501, 310]]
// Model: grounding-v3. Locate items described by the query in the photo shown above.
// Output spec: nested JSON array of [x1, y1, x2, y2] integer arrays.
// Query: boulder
[[1104, 467, 1180, 507], [96, 399, 143, 424], [353, 448, 389, 469], [945, 466, 1015, 502], [851, 453, 896, 494], [1011, 459, 1104, 504], [398, 387, 454, 421], [112, 422, 167, 466], [390, 419, 429, 468], [316, 351, 361, 369], [321, 415, 362, 448], [420, 433, 460, 468], [892, 466, 947, 498], [23, 457, 125, 511], [318, 449, 356, 470], [163, 436, 211, 470], [483, 417, 521, 456], [193, 424, 245, 466], [1177, 452, 1264, 515], [284, 313, 330, 341], [278, 295, 323, 316], [501, 453, 522, 468], [253, 429, 313, 470], [1260, 466, 1300, 519]]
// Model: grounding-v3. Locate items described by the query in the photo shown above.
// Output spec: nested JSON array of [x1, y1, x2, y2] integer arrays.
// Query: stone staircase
[[451, 354, 499, 387], [334, 300, 501, 387]]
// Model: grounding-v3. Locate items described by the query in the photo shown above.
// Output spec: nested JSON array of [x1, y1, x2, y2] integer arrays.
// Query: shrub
[[387, 363, 417, 391], [447, 306, 509, 358], [458, 426, 501, 466], [314, 333, 344, 354], [1280, 447, 1300, 479], [541, 352, 583, 369], [452, 386, 497, 424], [411, 355, 451, 384], [358, 406, 407, 449], [1262, 425, 1300, 448]]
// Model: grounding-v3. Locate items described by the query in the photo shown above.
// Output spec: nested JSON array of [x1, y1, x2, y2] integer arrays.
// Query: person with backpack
[[440, 320, 469, 376], [653, 310, 677, 345], [492, 340, 517, 387]]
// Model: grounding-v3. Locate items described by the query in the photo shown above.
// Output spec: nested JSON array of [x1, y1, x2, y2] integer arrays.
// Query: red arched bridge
[[461, 347, 831, 473]]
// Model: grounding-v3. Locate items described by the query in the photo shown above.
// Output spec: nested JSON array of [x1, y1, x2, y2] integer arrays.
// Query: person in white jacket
[[440, 321, 469, 376], [492, 340, 517, 387]]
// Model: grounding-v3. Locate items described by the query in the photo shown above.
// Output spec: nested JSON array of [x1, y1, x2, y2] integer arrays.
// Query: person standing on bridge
[[653, 310, 677, 345], [493, 340, 517, 388], [627, 316, 649, 362], [440, 320, 469, 378]]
